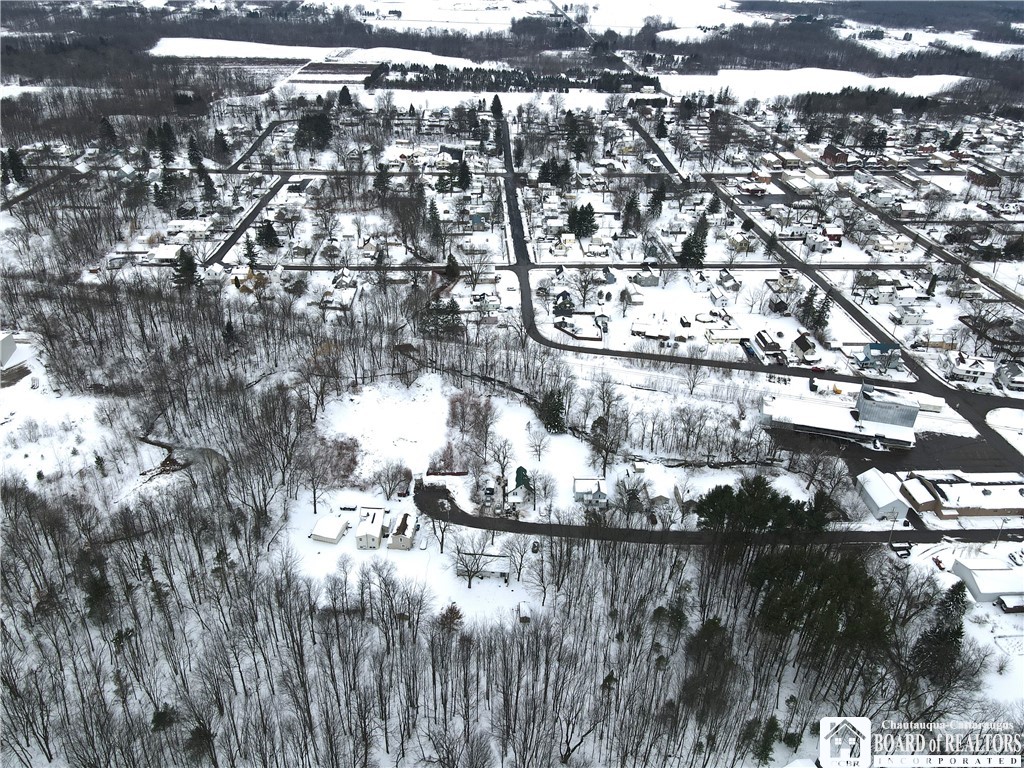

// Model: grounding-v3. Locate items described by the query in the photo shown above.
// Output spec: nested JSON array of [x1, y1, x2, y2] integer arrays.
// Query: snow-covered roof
[[356, 507, 385, 538], [952, 559, 1024, 598], [857, 468, 904, 509], [762, 394, 916, 447], [573, 478, 606, 495], [311, 516, 347, 541]]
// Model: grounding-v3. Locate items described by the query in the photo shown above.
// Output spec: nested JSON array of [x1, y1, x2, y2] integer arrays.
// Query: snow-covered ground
[[659, 69, 969, 101], [909, 538, 1024, 703], [304, 0, 554, 34], [0, 83, 47, 99], [839, 22, 1024, 59], [150, 37, 341, 60], [587, 0, 753, 35], [987, 408, 1024, 458]]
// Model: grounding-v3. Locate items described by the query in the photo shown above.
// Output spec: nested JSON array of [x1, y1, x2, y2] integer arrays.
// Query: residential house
[[356, 508, 386, 550], [890, 306, 933, 326], [388, 512, 417, 550], [754, 330, 782, 355], [631, 266, 660, 287], [966, 166, 1000, 188], [573, 478, 608, 509], [947, 352, 996, 385], [997, 361, 1024, 392], [625, 283, 645, 306], [821, 144, 849, 166], [790, 333, 821, 363], [686, 270, 713, 293], [821, 225, 843, 246], [708, 286, 729, 308], [553, 291, 575, 317], [804, 233, 832, 254]]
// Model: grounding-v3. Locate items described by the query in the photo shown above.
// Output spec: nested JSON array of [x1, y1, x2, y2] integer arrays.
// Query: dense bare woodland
[[2, 265, 1020, 766]]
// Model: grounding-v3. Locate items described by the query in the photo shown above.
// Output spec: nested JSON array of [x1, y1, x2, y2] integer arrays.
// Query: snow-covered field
[[304, 0, 554, 33], [150, 37, 341, 60], [588, 0, 754, 35], [839, 22, 1024, 59], [659, 69, 969, 100]]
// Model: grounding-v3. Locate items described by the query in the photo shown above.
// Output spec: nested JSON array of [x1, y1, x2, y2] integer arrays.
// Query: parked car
[[932, 556, 945, 571], [1009, 551, 1023, 567]]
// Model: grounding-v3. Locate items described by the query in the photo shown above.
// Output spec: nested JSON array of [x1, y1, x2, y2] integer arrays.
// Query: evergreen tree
[[187, 135, 204, 167], [256, 221, 281, 250], [158, 121, 177, 165], [936, 581, 969, 626], [6, 148, 27, 184], [213, 129, 230, 161], [243, 234, 257, 266], [647, 181, 666, 218], [655, 112, 668, 139], [493, 121, 504, 156], [339, 85, 352, 107], [201, 173, 217, 202], [796, 286, 819, 327], [456, 159, 471, 190], [706, 194, 721, 215], [373, 166, 391, 203], [145, 126, 159, 151], [152, 183, 173, 213], [490, 94, 503, 119], [567, 203, 598, 238], [173, 247, 198, 289], [445, 253, 460, 282], [812, 291, 832, 332], [538, 389, 566, 433], [677, 213, 709, 266], [805, 123, 824, 143], [622, 190, 642, 233], [513, 137, 525, 167], [98, 116, 119, 150], [1, 154, 9, 187]]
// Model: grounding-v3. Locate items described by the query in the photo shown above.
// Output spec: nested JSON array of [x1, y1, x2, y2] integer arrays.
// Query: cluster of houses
[[309, 506, 420, 551]]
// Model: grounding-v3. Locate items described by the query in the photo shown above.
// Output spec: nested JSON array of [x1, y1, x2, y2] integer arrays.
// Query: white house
[[947, 352, 996, 385], [855, 468, 909, 521], [356, 508, 386, 549], [686, 270, 713, 293], [708, 286, 729, 308], [890, 306, 932, 326], [310, 516, 349, 544], [573, 478, 608, 509]]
